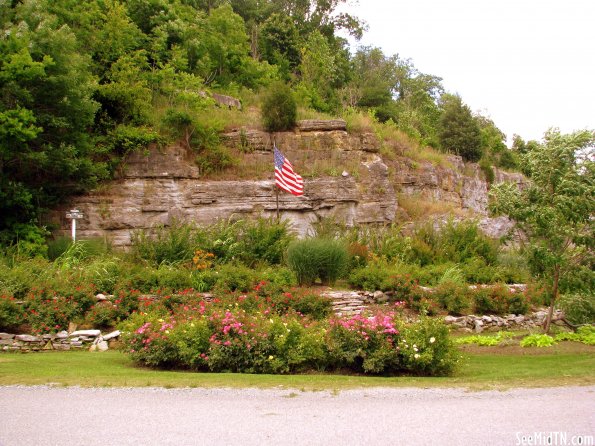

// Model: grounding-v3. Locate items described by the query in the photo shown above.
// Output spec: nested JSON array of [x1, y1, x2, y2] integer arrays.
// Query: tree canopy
[[490, 129, 595, 332]]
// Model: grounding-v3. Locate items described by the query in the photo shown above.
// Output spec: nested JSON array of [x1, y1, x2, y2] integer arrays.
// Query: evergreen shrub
[[261, 82, 297, 132]]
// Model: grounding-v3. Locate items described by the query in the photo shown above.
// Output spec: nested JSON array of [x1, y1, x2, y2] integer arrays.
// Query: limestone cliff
[[48, 120, 524, 246]]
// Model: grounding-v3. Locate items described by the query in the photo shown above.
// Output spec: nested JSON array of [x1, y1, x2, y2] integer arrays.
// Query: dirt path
[[1, 385, 593, 445]]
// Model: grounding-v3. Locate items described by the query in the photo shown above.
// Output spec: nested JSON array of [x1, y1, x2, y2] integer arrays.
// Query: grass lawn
[[0, 343, 593, 391]]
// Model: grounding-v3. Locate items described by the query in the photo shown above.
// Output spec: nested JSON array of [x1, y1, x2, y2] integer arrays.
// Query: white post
[[71, 218, 77, 243]]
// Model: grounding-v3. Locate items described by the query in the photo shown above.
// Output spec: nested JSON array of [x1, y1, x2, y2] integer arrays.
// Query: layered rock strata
[[48, 120, 524, 245]]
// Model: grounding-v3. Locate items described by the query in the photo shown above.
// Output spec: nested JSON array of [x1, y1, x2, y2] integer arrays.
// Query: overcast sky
[[340, 0, 595, 143]]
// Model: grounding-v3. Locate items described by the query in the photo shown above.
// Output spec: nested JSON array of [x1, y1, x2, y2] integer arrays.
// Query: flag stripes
[[274, 146, 304, 196]]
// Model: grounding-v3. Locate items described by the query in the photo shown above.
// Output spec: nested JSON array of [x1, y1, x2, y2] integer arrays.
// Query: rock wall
[[47, 120, 524, 245]]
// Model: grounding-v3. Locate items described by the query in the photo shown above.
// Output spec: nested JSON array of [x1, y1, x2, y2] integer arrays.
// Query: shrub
[[286, 238, 348, 286], [261, 82, 297, 132], [399, 317, 460, 375], [213, 264, 257, 292], [471, 284, 529, 315], [195, 145, 236, 176], [85, 302, 119, 329], [285, 291, 332, 320], [348, 263, 389, 291], [558, 293, 595, 325], [479, 158, 495, 183], [154, 265, 193, 292], [432, 281, 472, 315], [130, 221, 199, 266], [86, 257, 124, 294], [121, 302, 459, 376], [0, 296, 24, 331], [23, 287, 95, 334], [237, 218, 294, 266], [384, 274, 419, 303]]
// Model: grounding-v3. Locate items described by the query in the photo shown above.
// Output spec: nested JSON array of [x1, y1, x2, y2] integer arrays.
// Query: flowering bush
[[192, 250, 215, 270], [22, 284, 96, 333], [326, 312, 401, 374], [121, 301, 459, 376], [84, 302, 120, 328]]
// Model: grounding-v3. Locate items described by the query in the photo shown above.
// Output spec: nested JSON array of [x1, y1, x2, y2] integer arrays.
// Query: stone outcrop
[[48, 122, 394, 245], [391, 156, 524, 238], [47, 120, 524, 245]]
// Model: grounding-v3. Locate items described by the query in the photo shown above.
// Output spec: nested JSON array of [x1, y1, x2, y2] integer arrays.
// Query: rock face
[[47, 121, 524, 245], [391, 156, 524, 238]]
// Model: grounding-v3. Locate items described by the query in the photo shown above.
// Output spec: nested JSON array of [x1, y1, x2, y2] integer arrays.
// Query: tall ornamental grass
[[286, 238, 349, 286]]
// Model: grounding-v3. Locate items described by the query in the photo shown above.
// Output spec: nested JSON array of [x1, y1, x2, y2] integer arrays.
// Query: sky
[[339, 0, 595, 143]]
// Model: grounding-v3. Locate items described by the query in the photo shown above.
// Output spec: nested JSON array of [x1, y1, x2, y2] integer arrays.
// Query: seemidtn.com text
[[516, 432, 594, 446]]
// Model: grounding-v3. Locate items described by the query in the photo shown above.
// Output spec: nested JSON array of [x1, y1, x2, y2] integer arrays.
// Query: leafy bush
[[235, 218, 294, 266], [283, 291, 332, 320], [0, 296, 24, 331], [86, 257, 124, 294], [23, 286, 96, 334], [472, 284, 528, 315], [154, 265, 193, 292], [479, 158, 495, 183], [286, 238, 348, 286], [415, 220, 498, 265], [130, 221, 198, 265], [558, 293, 595, 325], [213, 263, 257, 292], [84, 302, 119, 329], [398, 317, 461, 376], [348, 263, 389, 291], [195, 145, 236, 176], [432, 281, 471, 315], [261, 82, 297, 132]]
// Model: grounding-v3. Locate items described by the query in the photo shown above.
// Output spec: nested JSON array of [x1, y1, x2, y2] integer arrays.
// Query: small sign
[[66, 209, 84, 219]]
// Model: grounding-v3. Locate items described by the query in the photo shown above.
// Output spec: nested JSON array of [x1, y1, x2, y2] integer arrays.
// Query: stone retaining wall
[[0, 329, 120, 352]]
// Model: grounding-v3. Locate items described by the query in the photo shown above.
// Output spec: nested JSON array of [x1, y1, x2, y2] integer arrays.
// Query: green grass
[[0, 344, 593, 391]]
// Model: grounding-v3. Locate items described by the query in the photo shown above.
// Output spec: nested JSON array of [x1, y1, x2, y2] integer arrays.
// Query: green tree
[[490, 129, 595, 332], [297, 30, 338, 111], [0, 2, 106, 243], [259, 13, 301, 79], [439, 94, 482, 162]]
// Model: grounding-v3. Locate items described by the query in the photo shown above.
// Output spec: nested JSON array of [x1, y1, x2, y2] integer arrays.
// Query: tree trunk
[[543, 264, 560, 333]]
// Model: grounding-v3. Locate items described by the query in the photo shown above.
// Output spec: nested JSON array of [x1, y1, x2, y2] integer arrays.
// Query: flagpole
[[275, 187, 280, 221], [272, 135, 280, 221]]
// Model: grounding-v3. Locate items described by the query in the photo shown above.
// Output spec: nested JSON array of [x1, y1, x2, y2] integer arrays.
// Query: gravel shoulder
[[1, 385, 594, 445]]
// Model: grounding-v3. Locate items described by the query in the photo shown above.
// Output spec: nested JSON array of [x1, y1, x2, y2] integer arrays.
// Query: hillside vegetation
[[0, 0, 530, 249]]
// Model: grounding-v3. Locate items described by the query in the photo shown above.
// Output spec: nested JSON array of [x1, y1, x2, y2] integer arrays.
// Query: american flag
[[274, 146, 304, 196]]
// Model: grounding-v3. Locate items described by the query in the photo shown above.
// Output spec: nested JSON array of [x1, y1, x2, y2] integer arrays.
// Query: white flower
[[430, 337, 436, 344], [413, 347, 418, 352], [414, 353, 420, 359]]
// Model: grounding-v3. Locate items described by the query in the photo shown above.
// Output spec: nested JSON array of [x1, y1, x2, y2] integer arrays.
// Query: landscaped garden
[[1, 218, 593, 381]]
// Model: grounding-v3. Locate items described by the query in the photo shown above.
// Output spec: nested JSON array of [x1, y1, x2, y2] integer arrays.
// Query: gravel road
[[0, 385, 593, 446]]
